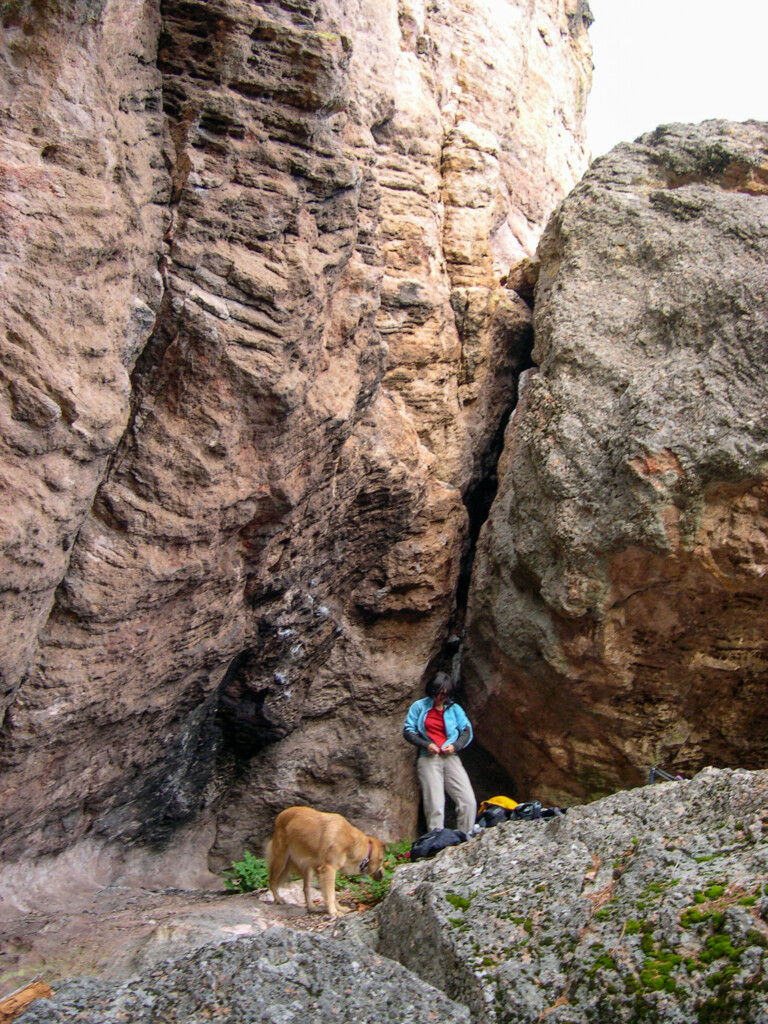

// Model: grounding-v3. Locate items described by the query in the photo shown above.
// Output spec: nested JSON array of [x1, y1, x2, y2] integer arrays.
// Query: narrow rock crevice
[[424, 315, 537, 804], [438, 314, 536, 659]]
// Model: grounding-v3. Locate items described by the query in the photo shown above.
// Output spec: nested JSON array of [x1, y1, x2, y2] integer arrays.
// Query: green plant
[[590, 952, 618, 977], [681, 908, 707, 928], [637, 938, 683, 996], [446, 891, 475, 912], [700, 933, 740, 965], [223, 850, 269, 892], [336, 839, 411, 908]]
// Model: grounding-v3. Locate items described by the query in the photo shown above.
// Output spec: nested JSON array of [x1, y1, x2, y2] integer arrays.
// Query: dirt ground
[[0, 880, 349, 1002]]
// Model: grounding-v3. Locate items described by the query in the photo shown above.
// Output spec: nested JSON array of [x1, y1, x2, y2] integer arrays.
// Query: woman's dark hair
[[425, 671, 457, 700]]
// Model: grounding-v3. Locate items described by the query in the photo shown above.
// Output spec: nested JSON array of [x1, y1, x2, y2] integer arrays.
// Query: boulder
[[375, 767, 768, 1023], [465, 121, 768, 803], [17, 927, 471, 1023]]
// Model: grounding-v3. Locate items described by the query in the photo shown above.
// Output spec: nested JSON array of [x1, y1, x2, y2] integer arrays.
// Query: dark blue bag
[[477, 804, 510, 828], [410, 827, 470, 861]]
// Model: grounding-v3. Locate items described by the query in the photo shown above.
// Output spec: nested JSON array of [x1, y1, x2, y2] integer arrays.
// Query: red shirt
[[424, 706, 447, 748]]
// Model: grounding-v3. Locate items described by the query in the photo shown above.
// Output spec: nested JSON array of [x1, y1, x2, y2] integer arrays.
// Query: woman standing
[[403, 672, 477, 834]]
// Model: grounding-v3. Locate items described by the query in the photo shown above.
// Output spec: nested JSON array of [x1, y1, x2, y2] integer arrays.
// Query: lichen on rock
[[372, 767, 768, 1023]]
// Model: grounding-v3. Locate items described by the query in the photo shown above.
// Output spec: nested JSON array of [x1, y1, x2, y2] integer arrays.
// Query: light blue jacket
[[403, 697, 473, 756]]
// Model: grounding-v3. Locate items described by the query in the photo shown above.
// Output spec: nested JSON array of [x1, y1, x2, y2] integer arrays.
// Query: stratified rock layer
[[465, 121, 768, 804], [0, 0, 591, 868], [0, 0, 168, 721]]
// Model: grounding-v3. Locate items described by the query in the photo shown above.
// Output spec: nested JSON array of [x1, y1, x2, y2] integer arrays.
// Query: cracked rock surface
[[465, 120, 768, 805], [372, 767, 768, 1023]]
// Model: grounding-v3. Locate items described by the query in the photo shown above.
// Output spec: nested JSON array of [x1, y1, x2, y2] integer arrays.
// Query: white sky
[[586, 0, 768, 158]]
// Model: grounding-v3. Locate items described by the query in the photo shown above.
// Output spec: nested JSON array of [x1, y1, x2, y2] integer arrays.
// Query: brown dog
[[266, 806, 385, 917]]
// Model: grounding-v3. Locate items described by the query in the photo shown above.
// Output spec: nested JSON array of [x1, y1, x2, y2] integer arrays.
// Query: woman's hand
[[440, 744, 455, 755], [427, 742, 441, 755]]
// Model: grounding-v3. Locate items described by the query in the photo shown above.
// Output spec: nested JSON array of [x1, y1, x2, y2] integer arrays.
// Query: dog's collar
[[359, 840, 372, 873]]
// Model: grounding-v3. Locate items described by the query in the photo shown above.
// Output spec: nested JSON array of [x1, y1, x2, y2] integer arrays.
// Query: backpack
[[476, 804, 509, 828], [410, 827, 470, 861], [477, 795, 519, 815], [511, 801, 566, 820], [510, 800, 543, 820]]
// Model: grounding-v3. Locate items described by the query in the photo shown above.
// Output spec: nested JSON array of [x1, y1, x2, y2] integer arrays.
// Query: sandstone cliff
[[0, 0, 591, 870], [465, 121, 768, 805]]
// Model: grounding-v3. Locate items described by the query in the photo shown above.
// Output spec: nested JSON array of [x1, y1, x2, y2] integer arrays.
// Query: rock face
[[18, 928, 472, 1023], [464, 121, 768, 806], [0, 0, 591, 870], [0, 3, 168, 734], [18, 767, 768, 1024], [375, 767, 768, 1023]]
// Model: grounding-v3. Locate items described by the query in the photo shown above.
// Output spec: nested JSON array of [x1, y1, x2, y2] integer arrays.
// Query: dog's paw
[[327, 906, 350, 918]]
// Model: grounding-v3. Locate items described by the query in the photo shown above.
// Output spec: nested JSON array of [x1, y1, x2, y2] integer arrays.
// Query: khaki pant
[[417, 753, 477, 834]]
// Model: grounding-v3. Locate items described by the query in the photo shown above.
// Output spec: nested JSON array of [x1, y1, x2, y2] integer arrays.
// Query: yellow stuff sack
[[478, 795, 518, 815]]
